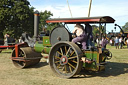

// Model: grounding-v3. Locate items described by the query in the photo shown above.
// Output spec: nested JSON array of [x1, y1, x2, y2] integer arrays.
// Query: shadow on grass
[[0, 49, 12, 53], [28, 61, 48, 68], [73, 62, 128, 78]]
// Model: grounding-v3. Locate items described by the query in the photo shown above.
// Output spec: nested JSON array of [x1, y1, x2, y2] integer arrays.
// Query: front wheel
[[49, 41, 83, 78], [103, 49, 112, 60]]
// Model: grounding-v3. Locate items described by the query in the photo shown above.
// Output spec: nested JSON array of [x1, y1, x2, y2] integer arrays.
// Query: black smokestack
[[34, 10, 40, 39]]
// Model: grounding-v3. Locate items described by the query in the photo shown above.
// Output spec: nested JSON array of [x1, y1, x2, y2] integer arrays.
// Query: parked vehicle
[[11, 13, 114, 78]]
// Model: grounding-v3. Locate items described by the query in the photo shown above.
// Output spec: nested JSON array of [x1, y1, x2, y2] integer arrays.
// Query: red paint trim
[[11, 57, 30, 61], [0, 45, 15, 49], [34, 14, 40, 16], [46, 19, 100, 23], [13, 43, 28, 57], [15, 44, 19, 57]]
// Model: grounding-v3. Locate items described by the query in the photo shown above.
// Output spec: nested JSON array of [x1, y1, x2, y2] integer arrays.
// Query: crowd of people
[[96, 37, 108, 49], [71, 23, 128, 50], [110, 36, 128, 49], [3, 24, 128, 50], [4, 33, 22, 46]]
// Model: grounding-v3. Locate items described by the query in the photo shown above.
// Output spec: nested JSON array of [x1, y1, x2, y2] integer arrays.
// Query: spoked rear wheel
[[49, 41, 83, 78]]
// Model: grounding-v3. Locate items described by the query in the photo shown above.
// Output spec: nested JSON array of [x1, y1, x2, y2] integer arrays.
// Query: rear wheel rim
[[49, 42, 83, 78], [12, 49, 26, 68]]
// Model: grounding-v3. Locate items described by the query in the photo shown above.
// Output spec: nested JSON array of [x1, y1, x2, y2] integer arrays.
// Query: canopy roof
[[46, 16, 115, 24]]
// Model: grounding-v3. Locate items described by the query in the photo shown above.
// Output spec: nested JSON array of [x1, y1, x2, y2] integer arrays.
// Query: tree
[[122, 22, 128, 32], [0, 0, 34, 38], [39, 10, 62, 33], [92, 24, 108, 40], [39, 10, 53, 31], [92, 25, 99, 36]]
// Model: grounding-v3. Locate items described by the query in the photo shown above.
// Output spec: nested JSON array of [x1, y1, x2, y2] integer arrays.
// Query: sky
[[28, 0, 128, 32]]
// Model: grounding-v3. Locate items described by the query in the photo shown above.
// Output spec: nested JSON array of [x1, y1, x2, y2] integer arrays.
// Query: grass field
[[0, 45, 128, 85]]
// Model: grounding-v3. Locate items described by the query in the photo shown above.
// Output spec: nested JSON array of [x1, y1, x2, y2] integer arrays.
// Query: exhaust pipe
[[34, 10, 40, 41], [20, 10, 40, 47]]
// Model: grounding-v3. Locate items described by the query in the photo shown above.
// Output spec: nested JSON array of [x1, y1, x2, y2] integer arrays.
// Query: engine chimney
[[34, 10, 40, 40]]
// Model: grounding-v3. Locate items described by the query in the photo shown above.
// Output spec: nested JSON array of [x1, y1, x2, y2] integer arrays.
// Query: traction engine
[[11, 13, 113, 78]]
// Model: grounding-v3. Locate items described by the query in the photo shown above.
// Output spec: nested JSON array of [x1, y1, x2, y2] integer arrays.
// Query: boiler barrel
[[34, 41, 51, 54]]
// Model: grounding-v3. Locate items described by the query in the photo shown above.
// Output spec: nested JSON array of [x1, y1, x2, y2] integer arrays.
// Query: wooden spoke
[[70, 51, 75, 56], [62, 66, 64, 71], [57, 51, 63, 56], [60, 48, 63, 55], [65, 46, 67, 54], [61, 65, 68, 73], [71, 60, 77, 64], [62, 66, 65, 71], [66, 47, 71, 56], [68, 63, 75, 69], [54, 56, 60, 59], [68, 56, 77, 60], [64, 65, 67, 72], [69, 66, 72, 73], [55, 61, 60, 63], [57, 64, 61, 69]]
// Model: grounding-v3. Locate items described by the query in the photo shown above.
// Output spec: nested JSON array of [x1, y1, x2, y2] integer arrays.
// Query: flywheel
[[50, 26, 71, 46]]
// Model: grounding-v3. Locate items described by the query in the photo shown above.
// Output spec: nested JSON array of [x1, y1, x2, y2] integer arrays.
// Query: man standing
[[114, 37, 119, 49], [119, 37, 122, 49], [4, 33, 10, 46], [101, 37, 108, 49], [85, 23, 94, 49]]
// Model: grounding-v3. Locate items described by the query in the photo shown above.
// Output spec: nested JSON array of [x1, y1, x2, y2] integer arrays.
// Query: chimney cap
[[34, 10, 39, 14]]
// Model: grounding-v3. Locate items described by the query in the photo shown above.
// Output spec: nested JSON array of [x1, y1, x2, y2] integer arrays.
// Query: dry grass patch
[[0, 46, 128, 85]]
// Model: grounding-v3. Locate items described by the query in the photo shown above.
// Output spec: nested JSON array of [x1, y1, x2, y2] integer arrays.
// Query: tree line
[[0, 0, 128, 40], [0, 0, 59, 39]]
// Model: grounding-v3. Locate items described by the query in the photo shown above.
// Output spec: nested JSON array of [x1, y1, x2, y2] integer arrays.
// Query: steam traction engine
[[11, 15, 114, 78]]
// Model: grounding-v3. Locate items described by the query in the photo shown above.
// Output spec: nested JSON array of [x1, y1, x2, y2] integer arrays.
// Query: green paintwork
[[84, 51, 98, 60], [43, 47, 51, 54], [34, 41, 44, 53], [34, 41, 51, 53], [34, 36, 52, 53], [43, 36, 51, 47], [83, 51, 105, 71]]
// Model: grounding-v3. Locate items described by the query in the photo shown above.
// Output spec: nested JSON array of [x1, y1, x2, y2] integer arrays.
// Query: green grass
[[106, 45, 128, 63]]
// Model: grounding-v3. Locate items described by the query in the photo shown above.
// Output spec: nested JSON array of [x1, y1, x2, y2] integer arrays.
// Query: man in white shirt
[[119, 37, 123, 49], [72, 24, 87, 50]]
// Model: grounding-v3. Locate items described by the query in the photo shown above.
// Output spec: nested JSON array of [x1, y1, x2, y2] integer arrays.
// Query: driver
[[72, 24, 87, 50], [85, 23, 94, 49]]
